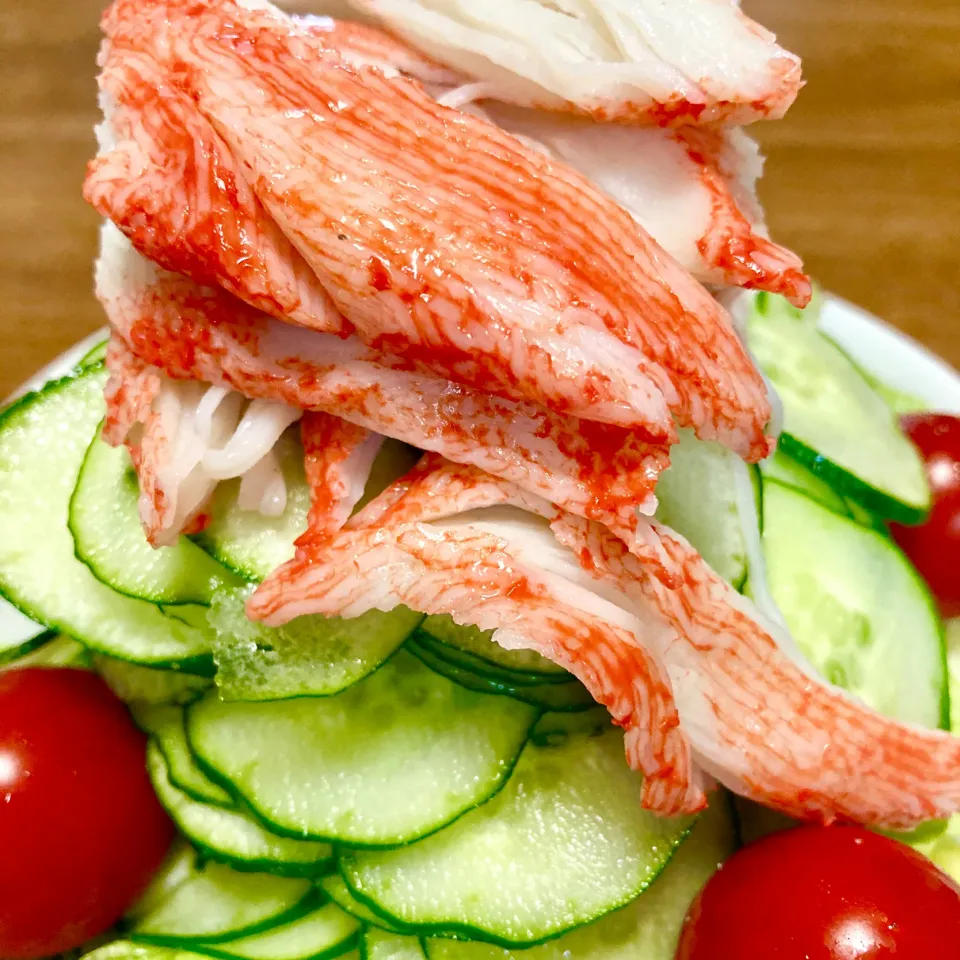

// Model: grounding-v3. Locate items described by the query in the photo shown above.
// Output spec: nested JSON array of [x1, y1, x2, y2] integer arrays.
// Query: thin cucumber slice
[[362, 931, 424, 960], [96, 657, 212, 706], [824, 333, 931, 416], [759, 449, 849, 518], [78, 339, 109, 369], [131, 860, 314, 945], [654, 429, 749, 588], [1, 633, 90, 670], [423, 796, 736, 960], [0, 369, 214, 671], [412, 630, 564, 688], [126, 842, 214, 924], [407, 636, 593, 712], [842, 498, 888, 534], [419, 615, 565, 679], [317, 878, 402, 934], [915, 813, 960, 885], [70, 433, 235, 605], [745, 293, 930, 523], [135, 705, 233, 807], [208, 587, 422, 701], [340, 715, 695, 946], [0, 599, 55, 664], [78, 943, 209, 960], [948, 618, 960, 732], [186, 650, 538, 847], [148, 742, 335, 877], [761, 480, 947, 729], [196, 435, 420, 584], [191, 904, 359, 960]]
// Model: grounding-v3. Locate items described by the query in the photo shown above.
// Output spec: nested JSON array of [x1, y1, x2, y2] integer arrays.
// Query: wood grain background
[[0, 0, 957, 397]]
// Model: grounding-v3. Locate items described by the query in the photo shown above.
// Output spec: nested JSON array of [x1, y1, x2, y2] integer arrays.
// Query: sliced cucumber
[[318, 878, 402, 934], [0, 599, 55, 664], [148, 742, 334, 877], [759, 449, 849, 517], [96, 657, 212, 706], [135, 705, 233, 807], [654, 429, 749, 588], [191, 904, 359, 960], [418, 615, 565, 679], [423, 796, 736, 960], [209, 587, 422, 701], [196, 435, 420, 584], [78, 942, 209, 960], [70, 433, 235, 605], [745, 292, 929, 523], [131, 860, 315, 945], [407, 635, 593, 712], [340, 714, 695, 946], [824, 333, 931, 417], [78, 338, 109, 369], [915, 813, 960, 885], [948, 618, 960, 732], [1, 633, 90, 670], [0, 369, 214, 671], [412, 630, 565, 687], [762, 480, 947, 729], [126, 842, 201, 925], [187, 650, 537, 846], [362, 930, 425, 960]]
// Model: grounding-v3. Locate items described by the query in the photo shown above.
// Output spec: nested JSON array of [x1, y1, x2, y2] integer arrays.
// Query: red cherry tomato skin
[[890, 413, 960, 618], [0, 668, 175, 959], [675, 825, 960, 960]]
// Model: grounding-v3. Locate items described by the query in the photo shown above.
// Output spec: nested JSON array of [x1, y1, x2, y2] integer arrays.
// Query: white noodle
[[238, 449, 288, 517], [203, 400, 302, 480]]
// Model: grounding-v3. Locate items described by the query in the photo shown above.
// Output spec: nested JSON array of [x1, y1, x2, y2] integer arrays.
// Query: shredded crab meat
[[249, 519, 707, 818], [346, 453, 682, 590], [551, 516, 960, 831], [101, 0, 774, 460], [298, 412, 383, 546], [486, 108, 810, 307], [85, 37, 347, 336], [103, 331, 302, 545], [96, 222, 669, 527], [341, 0, 802, 126], [246, 457, 960, 830]]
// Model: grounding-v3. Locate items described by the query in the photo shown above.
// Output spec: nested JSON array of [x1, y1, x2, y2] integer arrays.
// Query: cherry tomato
[[675, 825, 960, 959], [890, 413, 960, 618], [0, 668, 174, 959]]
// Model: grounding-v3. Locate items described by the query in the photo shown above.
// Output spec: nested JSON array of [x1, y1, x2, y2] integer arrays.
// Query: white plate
[[2, 300, 959, 640]]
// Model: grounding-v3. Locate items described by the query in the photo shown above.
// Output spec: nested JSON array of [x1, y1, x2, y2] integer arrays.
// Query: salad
[[0, 0, 959, 957]]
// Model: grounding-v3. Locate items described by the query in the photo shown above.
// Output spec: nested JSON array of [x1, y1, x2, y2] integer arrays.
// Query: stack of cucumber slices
[[0, 292, 955, 960]]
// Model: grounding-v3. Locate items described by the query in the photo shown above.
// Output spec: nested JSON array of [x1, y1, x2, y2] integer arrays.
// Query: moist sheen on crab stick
[[86, 37, 348, 336], [93, 0, 775, 460], [96, 224, 670, 529], [92, 0, 811, 328], [248, 459, 960, 832]]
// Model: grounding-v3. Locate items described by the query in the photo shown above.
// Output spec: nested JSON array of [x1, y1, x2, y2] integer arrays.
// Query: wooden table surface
[[0, 0, 957, 397]]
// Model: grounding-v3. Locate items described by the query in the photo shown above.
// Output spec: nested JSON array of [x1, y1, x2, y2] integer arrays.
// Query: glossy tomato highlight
[[675, 825, 960, 959], [0, 668, 174, 959]]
